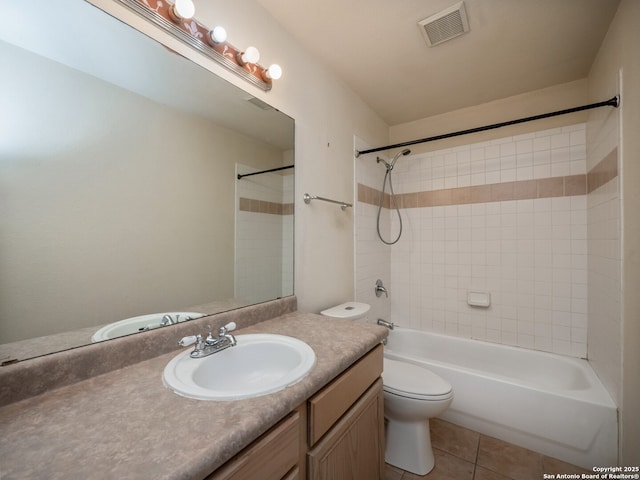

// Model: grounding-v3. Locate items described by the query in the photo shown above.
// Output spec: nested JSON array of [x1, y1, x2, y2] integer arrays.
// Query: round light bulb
[[209, 26, 227, 44], [242, 46, 260, 64], [266, 64, 282, 80], [172, 0, 195, 20]]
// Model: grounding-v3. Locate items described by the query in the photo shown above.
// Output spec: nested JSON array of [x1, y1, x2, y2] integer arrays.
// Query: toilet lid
[[320, 302, 370, 319], [383, 357, 453, 400]]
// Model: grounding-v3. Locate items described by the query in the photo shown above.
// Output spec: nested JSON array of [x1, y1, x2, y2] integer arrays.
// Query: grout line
[[473, 435, 482, 478]]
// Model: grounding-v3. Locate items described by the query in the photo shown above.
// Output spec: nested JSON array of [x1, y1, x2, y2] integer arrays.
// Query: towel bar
[[303, 193, 352, 210]]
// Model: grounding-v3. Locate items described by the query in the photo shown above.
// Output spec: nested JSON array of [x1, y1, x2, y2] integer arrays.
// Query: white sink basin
[[91, 312, 204, 342], [163, 334, 316, 400]]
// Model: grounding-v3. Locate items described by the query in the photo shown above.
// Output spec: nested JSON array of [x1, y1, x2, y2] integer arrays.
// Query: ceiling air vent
[[418, 1, 470, 47]]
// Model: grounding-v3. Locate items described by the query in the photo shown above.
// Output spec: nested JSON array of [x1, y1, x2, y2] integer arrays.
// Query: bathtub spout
[[377, 319, 395, 330]]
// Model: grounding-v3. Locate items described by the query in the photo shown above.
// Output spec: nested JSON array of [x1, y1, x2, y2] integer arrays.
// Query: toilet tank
[[320, 302, 370, 320]]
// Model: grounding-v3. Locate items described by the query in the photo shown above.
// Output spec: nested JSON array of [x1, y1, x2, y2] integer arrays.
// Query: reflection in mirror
[[0, 0, 294, 363]]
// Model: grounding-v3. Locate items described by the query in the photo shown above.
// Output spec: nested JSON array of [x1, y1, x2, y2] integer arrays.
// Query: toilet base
[[385, 417, 435, 475]]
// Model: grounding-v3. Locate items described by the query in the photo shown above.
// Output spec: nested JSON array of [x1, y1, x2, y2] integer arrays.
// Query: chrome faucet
[[377, 318, 395, 330], [161, 314, 178, 326], [179, 322, 237, 358]]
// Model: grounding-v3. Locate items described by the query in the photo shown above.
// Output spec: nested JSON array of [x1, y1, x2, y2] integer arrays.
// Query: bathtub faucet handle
[[375, 279, 388, 298], [377, 318, 394, 330]]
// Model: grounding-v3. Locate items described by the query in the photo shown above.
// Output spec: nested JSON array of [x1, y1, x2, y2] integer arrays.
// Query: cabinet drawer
[[308, 379, 384, 480], [308, 344, 383, 446], [206, 411, 300, 480]]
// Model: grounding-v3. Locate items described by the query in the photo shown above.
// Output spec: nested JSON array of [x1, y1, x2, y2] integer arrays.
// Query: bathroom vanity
[[0, 299, 387, 479], [208, 345, 384, 480]]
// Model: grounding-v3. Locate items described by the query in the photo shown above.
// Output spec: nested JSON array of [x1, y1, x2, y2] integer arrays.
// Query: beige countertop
[[0, 312, 387, 480]]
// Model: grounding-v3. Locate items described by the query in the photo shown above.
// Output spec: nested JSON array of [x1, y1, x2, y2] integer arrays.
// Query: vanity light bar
[[116, 0, 280, 92]]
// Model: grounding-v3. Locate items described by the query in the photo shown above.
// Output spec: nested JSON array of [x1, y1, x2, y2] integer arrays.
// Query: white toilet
[[383, 357, 453, 475], [320, 302, 453, 475]]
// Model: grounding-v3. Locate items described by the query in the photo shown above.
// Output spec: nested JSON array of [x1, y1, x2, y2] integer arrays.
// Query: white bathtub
[[384, 328, 617, 469]]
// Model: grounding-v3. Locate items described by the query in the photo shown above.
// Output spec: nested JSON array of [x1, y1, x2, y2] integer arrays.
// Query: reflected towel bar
[[303, 193, 352, 210]]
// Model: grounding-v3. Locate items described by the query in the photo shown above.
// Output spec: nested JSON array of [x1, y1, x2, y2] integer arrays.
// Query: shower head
[[390, 148, 411, 168], [377, 149, 411, 171]]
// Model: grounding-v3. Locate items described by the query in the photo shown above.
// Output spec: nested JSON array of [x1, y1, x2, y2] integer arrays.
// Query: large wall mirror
[[0, 0, 295, 363]]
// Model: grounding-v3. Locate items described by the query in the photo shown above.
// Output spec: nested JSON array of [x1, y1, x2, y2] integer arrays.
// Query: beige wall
[[89, 0, 389, 315], [190, 0, 390, 313], [0, 41, 284, 342], [588, 0, 640, 465], [390, 79, 589, 153]]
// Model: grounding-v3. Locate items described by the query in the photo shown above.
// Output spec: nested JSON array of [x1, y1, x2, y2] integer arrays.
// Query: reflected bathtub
[[384, 328, 617, 469]]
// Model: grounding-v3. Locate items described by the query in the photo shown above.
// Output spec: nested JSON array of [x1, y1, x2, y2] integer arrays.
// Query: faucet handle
[[219, 322, 237, 335], [179, 335, 198, 347], [375, 279, 389, 298]]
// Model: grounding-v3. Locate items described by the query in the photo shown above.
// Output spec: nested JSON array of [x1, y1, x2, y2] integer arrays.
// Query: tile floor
[[384, 418, 592, 480]]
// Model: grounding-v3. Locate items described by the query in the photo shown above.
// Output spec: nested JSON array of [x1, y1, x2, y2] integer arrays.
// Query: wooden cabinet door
[[206, 410, 300, 480], [307, 379, 384, 480]]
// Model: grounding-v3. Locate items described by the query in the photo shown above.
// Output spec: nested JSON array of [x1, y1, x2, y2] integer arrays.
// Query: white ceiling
[[257, 0, 620, 126]]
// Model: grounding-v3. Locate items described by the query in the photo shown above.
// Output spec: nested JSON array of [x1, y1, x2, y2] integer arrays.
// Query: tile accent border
[[359, 147, 618, 209], [587, 147, 618, 193], [358, 174, 587, 209], [239, 197, 294, 215]]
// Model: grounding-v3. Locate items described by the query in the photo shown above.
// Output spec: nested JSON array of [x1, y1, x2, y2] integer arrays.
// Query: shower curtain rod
[[355, 96, 620, 157], [237, 164, 294, 179]]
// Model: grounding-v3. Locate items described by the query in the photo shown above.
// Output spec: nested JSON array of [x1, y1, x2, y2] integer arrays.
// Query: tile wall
[[586, 97, 622, 404], [357, 124, 591, 358]]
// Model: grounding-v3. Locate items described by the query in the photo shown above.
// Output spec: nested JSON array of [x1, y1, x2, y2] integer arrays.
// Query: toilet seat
[[383, 357, 453, 401]]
